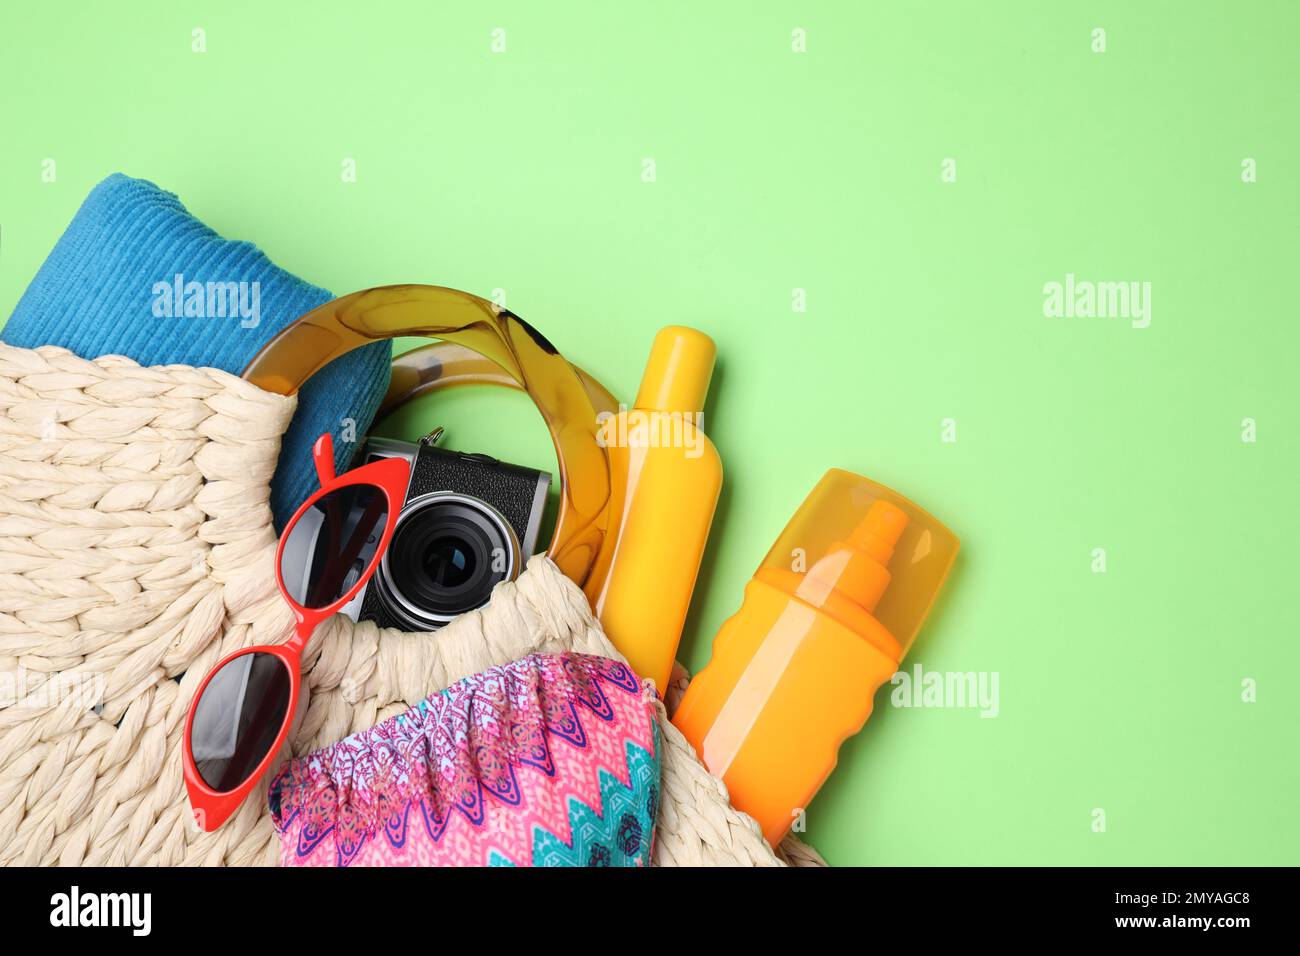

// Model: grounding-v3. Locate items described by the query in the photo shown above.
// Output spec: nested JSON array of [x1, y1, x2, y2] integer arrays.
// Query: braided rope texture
[[0, 343, 824, 868]]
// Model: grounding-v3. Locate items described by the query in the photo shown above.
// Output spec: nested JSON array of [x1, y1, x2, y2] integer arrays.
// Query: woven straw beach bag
[[0, 342, 824, 867]]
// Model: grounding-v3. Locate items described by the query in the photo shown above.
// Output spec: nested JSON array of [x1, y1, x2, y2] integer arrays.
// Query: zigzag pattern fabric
[[269, 652, 661, 867]]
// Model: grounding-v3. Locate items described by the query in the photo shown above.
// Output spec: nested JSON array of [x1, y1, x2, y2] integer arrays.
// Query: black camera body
[[339, 434, 550, 630]]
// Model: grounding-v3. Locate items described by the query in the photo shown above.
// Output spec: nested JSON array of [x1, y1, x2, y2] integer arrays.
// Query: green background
[[2, 1, 1296, 865]]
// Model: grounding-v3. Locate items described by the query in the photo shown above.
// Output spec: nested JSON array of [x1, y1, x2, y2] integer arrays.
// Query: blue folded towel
[[2, 173, 391, 529]]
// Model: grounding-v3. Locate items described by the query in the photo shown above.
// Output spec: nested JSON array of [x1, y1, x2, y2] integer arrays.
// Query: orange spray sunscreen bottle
[[672, 469, 958, 846], [584, 326, 722, 693]]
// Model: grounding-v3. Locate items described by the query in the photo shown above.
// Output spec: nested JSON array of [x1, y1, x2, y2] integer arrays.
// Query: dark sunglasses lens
[[191, 652, 291, 792], [280, 483, 388, 610]]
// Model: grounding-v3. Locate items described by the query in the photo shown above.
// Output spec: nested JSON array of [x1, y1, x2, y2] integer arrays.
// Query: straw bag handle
[[242, 284, 618, 586]]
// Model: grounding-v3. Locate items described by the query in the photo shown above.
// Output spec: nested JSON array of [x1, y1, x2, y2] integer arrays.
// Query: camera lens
[[374, 493, 520, 630], [424, 534, 475, 589]]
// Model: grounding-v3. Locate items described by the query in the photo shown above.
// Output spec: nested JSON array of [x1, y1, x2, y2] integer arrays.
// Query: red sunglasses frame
[[182, 433, 410, 832]]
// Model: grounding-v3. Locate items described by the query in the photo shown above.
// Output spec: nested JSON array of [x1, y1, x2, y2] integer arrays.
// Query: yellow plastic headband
[[242, 284, 616, 585]]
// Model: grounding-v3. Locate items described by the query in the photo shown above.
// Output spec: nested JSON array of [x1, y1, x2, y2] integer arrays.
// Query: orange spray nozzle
[[796, 499, 909, 614], [851, 499, 909, 564]]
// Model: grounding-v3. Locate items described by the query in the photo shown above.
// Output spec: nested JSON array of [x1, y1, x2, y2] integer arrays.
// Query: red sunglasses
[[183, 433, 410, 832]]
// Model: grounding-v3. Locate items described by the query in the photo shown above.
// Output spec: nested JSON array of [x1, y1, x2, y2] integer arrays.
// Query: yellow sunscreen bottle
[[584, 326, 723, 692], [672, 470, 959, 845]]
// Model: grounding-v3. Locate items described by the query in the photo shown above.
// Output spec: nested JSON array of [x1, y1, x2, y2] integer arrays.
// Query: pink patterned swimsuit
[[269, 653, 661, 866]]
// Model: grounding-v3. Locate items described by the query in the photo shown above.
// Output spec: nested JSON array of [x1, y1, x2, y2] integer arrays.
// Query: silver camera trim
[[520, 470, 550, 557], [374, 490, 522, 630]]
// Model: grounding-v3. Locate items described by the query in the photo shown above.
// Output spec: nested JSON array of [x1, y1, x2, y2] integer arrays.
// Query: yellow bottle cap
[[634, 326, 716, 415], [795, 499, 910, 615], [760, 470, 959, 659]]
